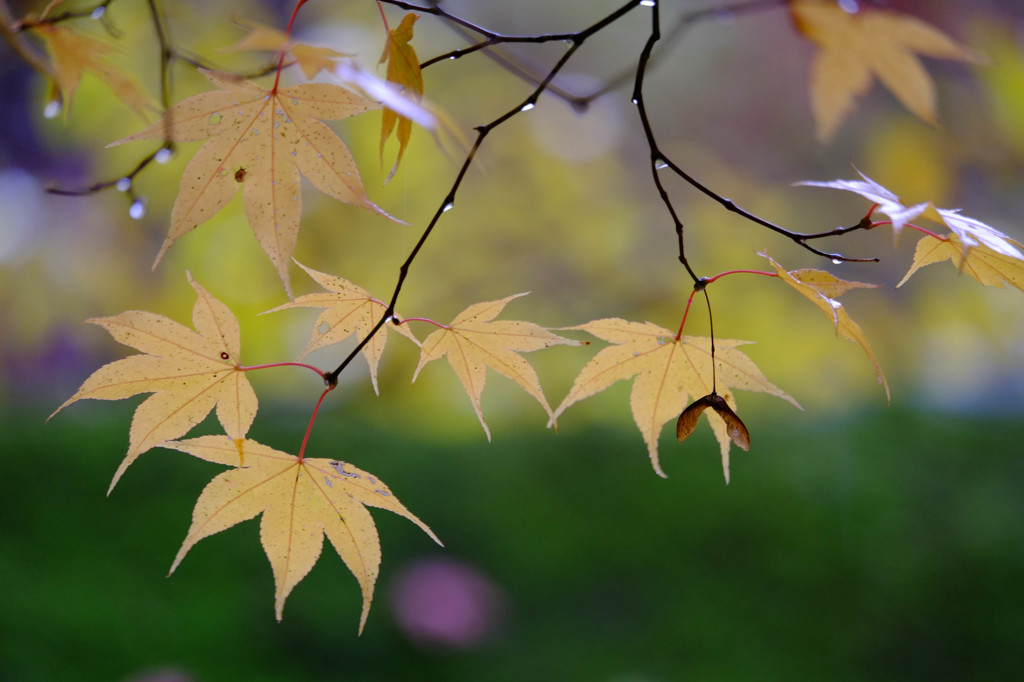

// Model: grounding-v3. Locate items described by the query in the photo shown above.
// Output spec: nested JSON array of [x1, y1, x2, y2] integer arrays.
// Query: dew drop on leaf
[[442, 202, 454, 213], [655, 159, 669, 170], [116, 177, 131, 192], [155, 148, 172, 164], [640, 0, 656, 6], [520, 103, 535, 112], [209, 112, 222, 125], [831, 258, 842, 265], [43, 100, 61, 119], [91, 6, 105, 19]]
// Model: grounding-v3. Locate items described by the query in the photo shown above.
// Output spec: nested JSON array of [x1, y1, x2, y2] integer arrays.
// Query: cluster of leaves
[[10, 0, 1022, 630]]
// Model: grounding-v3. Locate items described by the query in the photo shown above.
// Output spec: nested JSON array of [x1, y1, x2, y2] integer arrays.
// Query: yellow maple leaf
[[164, 435, 440, 632], [36, 22, 157, 119], [412, 294, 579, 439], [551, 319, 800, 482], [761, 252, 889, 401], [799, 171, 1024, 291], [790, 0, 979, 141], [222, 21, 352, 80], [265, 262, 419, 394], [898, 233, 1024, 292], [109, 69, 395, 295], [378, 13, 424, 182], [50, 273, 257, 493]]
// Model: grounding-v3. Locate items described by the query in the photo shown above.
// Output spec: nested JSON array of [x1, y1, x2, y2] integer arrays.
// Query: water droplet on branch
[[129, 198, 147, 220]]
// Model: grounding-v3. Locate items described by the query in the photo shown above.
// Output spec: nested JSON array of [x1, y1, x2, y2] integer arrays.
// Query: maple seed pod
[[677, 392, 750, 451]]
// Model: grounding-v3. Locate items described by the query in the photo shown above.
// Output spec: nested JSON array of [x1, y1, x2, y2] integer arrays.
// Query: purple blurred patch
[[389, 556, 506, 650]]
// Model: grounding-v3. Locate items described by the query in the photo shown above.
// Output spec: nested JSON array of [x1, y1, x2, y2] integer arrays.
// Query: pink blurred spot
[[390, 556, 506, 650]]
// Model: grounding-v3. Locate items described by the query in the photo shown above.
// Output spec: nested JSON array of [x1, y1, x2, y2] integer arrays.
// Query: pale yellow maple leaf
[[898, 233, 1024, 292], [265, 261, 419, 394], [761, 253, 889, 401], [412, 294, 579, 440], [37, 22, 157, 119], [50, 273, 257, 493], [109, 69, 394, 295], [552, 319, 800, 482], [790, 0, 979, 141], [164, 435, 440, 632]]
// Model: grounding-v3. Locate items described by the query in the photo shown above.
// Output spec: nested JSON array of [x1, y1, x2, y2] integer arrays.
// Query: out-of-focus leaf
[[222, 21, 352, 80], [790, 0, 979, 141], [36, 23, 157, 119], [378, 14, 423, 182]]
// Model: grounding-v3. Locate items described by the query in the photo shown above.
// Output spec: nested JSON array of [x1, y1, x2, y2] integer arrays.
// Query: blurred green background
[[3, 403, 1024, 681], [2, 0, 1023, 679]]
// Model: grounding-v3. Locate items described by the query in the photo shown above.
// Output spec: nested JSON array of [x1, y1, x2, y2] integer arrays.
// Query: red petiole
[[675, 269, 777, 340]]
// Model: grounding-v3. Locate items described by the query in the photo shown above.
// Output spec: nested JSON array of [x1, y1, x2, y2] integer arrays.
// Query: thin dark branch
[[327, 1, 641, 382], [630, 2, 878, 265], [417, 0, 787, 111]]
